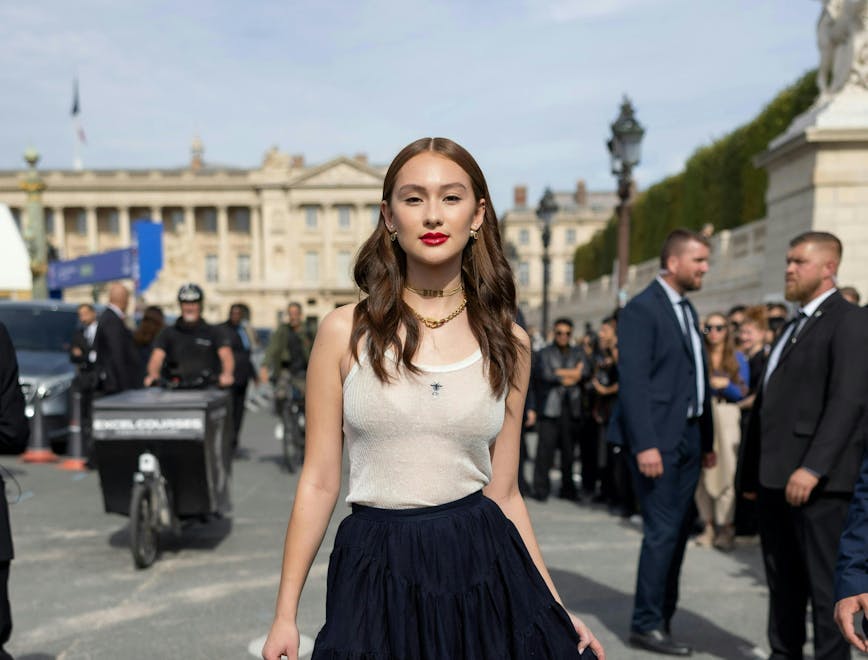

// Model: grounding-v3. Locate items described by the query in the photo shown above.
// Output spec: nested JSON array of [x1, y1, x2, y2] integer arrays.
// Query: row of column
[[49, 205, 263, 284]]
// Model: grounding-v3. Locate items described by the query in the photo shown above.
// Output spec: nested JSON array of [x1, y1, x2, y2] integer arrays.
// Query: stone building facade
[[500, 182, 617, 317], [0, 142, 386, 327]]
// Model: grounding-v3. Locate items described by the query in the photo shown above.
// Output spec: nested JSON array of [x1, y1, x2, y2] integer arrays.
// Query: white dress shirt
[[657, 276, 706, 418]]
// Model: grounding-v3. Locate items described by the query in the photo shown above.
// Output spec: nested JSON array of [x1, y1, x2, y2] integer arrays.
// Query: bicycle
[[273, 372, 306, 473], [93, 374, 233, 569]]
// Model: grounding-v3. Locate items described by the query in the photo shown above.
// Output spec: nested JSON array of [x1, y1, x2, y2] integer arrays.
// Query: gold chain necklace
[[405, 284, 464, 298], [407, 297, 468, 329]]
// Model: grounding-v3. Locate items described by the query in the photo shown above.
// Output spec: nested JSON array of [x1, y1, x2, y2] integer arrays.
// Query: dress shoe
[[629, 629, 692, 656]]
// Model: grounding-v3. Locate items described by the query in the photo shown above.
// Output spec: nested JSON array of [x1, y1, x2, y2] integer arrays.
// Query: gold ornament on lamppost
[[19, 147, 48, 299]]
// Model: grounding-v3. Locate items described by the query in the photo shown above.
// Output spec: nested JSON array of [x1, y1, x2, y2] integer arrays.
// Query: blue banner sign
[[132, 219, 163, 294], [47, 248, 137, 290]]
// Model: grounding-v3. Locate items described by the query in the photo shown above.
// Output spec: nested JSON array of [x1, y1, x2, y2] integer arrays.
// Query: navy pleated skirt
[[312, 491, 589, 659]]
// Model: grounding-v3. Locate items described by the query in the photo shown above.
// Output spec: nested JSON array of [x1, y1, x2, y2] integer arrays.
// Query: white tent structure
[[0, 204, 32, 298]]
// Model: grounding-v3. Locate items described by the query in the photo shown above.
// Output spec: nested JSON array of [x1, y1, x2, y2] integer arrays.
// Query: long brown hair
[[704, 312, 742, 384], [350, 137, 522, 396]]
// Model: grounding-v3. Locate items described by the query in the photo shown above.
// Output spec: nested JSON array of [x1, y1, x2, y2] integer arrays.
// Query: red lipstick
[[421, 232, 448, 246]]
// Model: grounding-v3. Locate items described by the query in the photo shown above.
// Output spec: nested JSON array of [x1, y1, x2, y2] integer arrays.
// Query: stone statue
[[816, 0, 868, 100], [262, 145, 290, 169]]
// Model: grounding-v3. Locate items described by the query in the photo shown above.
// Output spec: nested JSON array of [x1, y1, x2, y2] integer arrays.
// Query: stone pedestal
[[757, 88, 868, 300]]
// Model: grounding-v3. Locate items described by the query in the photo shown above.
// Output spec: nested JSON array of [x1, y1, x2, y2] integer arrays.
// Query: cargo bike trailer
[[92, 388, 233, 568]]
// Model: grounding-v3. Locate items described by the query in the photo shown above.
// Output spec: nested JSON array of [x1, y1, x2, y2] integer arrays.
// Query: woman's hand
[[710, 375, 730, 390], [261, 618, 300, 660], [569, 611, 605, 659]]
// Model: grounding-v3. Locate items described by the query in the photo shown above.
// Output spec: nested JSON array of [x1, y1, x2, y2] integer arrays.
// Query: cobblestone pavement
[[3, 409, 778, 659]]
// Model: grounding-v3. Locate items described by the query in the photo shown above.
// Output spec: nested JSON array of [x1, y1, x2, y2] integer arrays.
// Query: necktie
[[790, 311, 809, 342], [678, 299, 693, 342], [679, 299, 700, 415]]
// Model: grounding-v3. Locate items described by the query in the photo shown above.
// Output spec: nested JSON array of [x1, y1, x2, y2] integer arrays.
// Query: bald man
[[740, 232, 868, 659], [93, 283, 141, 394]]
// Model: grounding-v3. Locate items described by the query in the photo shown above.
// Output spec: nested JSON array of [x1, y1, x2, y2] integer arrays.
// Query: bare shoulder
[[313, 303, 357, 352]]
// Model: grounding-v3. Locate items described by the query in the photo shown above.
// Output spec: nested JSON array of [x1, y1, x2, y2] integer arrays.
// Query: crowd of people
[[520, 228, 868, 658]]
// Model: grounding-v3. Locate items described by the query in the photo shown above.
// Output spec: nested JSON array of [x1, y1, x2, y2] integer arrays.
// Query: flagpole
[[73, 118, 82, 171], [71, 78, 83, 171]]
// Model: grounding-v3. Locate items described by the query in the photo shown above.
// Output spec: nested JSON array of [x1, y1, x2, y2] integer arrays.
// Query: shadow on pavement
[[18, 654, 56, 659], [550, 567, 762, 658], [107, 515, 233, 555]]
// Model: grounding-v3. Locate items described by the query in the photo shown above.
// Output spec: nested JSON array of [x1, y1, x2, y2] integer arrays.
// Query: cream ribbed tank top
[[342, 348, 506, 509]]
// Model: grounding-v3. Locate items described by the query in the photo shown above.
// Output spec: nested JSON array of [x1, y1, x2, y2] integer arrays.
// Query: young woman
[[695, 312, 749, 551], [262, 138, 604, 660]]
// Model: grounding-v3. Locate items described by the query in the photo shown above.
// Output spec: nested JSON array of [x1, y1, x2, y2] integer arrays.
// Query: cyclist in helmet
[[143, 283, 234, 388]]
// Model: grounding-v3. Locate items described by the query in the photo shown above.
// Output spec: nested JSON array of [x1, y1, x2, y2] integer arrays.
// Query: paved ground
[[3, 409, 781, 659]]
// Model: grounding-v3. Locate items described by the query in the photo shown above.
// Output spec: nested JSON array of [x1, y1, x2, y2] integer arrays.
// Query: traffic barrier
[[21, 393, 59, 463], [58, 389, 88, 471]]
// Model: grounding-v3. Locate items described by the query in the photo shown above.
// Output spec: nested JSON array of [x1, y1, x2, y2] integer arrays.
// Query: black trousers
[[229, 383, 248, 450], [533, 409, 578, 498], [578, 417, 600, 494], [758, 488, 852, 660]]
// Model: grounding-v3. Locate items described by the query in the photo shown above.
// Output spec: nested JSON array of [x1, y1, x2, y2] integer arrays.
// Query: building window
[[237, 254, 251, 282], [336, 250, 351, 285], [565, 228, 577, 244], [304, 206, 318, 230], [168, 208, 184, 233], [518, 228, 530, 246], [44, 208, 54, 235], [305, 251, 319, 281], [518, 261, 530, 287], [369, 205, 381, 228], [76, 209, 87, 235], [230, 208, 250, 233], [197, 208, 217, 233], [564, 261, 574, 285], [108, 210, 119, 234], [205, 254, 219, 282], [337, 205, 351, 230]]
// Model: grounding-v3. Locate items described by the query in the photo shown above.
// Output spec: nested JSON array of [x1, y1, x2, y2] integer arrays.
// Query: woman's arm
[[485, 326, 604, 659], [262, 308, 351, 660]]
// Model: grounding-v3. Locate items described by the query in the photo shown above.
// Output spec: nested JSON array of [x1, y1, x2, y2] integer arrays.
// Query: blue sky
[[1, 0, 820, 213]]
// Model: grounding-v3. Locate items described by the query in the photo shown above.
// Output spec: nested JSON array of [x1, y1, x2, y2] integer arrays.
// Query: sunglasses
[[703, 324, 727, 334]]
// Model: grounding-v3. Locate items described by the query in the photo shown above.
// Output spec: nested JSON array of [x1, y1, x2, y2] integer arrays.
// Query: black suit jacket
[[0, 322, 30, 560], [94, 308, 141, 394], [612, 279, 713, 455], [740, 291, 868, 493]]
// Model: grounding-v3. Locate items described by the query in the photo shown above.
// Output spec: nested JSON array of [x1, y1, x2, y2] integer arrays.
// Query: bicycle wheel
[[282, 404, 302, 473], [130, 481, 159, 568]]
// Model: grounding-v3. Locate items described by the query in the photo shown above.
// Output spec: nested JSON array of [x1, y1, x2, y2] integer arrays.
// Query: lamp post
[[19, 147, 48, 300], [607, 96, 645, 307], [536, 187, 558, 335]]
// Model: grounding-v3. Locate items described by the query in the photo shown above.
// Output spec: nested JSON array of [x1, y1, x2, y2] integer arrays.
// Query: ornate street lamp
[[607, 96, 644, 307], [536, 187, 558, 335]]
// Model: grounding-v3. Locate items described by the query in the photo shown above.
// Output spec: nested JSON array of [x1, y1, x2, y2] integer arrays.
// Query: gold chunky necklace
[[405, 283, 464, 298], [408, 297, 468, 329]]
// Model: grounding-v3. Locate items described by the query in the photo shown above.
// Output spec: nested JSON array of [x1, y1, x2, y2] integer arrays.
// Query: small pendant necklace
[[407, 297, 468, 329], [405, 284, 463, 298]]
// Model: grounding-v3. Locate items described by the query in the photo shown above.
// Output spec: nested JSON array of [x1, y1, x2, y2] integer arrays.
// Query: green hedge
[[574, 70, 819, 281]]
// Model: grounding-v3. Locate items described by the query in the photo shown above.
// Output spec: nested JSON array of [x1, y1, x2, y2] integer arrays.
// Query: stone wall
[[525, 219, 777, 332]]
